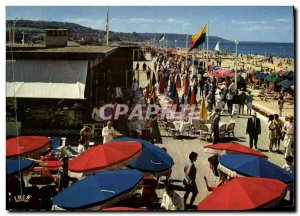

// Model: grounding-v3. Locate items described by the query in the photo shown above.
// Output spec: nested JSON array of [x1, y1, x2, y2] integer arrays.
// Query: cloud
[[276, 18, 289, 23], [231, 20, 268, 25], [243, 25, 276, 31]]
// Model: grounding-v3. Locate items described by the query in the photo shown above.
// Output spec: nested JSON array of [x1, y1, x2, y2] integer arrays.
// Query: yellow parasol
[[199, 96, 207, 120]]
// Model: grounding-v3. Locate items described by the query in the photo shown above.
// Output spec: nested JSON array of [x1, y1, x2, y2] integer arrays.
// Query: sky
[[6, 6, 294, 43]]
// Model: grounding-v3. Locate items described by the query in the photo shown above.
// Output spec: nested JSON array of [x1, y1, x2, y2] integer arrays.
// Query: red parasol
[[204, 142, 268, 158], [198, 177, 287, 210], [6, 136, 50, 158], [68, 141, 142, 175]]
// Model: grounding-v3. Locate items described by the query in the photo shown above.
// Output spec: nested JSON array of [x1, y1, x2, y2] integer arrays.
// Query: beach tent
[[203, 143, 267, 158], [68, 141, 142, 175], [275, 69, 287, 76], [197, 177, 287, 210], [218, 154, 293, 183], [113, 137, 174, 175], [277, 80, 294, 89], [52, 170, 143, 210], [264, 73, 283, 84], [6, 158, 34, 176], [254, 72, 269, 79], [6, 136, 50, 159]]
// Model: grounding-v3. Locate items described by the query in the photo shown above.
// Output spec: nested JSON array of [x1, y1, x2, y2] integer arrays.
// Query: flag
[[189, 24, 207, 51], [214, 41, 220, 52], [159, 34, 165, 42]]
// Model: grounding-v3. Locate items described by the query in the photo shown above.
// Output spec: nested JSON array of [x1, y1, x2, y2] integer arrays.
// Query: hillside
[[7, 19, 231, 44]]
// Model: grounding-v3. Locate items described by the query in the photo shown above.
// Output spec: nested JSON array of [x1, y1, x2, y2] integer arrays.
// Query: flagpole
[[206, 22, 209, 71], [185, 33, 188, 66], [106, 7, 109, 46]]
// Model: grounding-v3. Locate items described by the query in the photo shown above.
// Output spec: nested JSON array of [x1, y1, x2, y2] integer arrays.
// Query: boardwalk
[[134, 54, 288, 207]]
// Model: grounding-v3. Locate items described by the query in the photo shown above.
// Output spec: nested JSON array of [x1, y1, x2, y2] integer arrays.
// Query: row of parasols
[[246, 68, 294, 89], [199, 142, 293, 210], [6, 137, 293, 210], [6, 136, 173, 210]]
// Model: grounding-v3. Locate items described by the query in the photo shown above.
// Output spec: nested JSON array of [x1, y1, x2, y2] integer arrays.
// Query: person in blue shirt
[[183, 152, 198, 208]]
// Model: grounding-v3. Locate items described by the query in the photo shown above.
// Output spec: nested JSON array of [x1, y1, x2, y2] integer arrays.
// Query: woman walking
[[183, 152, 198, 209], [274, 114, 283, 152], [268, 115, 276, 152]]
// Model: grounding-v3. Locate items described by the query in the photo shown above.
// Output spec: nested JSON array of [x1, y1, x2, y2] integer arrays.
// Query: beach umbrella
[[52, 170, 143, 210], [254, 72, 269, 79], [264, 73, 283, 83], [204, 143, 268, 158], [187, 87, 191, 104], [199, 96, 207, 120], [218, 154, 293, 183], [197, 177, 287, 210], [113, 137, 174, 176], [275, 69, 287, 76], [158, 76, 165, 94], [223, 70, 235, 78], [277, 80, 294, 89], [183, 74, 190, 96], [180, 93, 185, 105], [68, 141, 142, 175], [6, 158, 34, 176], [6, 136, 50, 158], [190, 89, 197, 106], [176, 74, 182, 89], [152, 72, 157, 86]]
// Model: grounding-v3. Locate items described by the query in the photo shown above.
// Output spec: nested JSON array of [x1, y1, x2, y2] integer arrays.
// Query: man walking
[[246, 111, 261, 149]]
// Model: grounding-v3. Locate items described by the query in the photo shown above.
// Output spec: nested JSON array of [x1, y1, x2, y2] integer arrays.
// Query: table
[[173, 121, 191, 133], [39, 160, 64, 168]]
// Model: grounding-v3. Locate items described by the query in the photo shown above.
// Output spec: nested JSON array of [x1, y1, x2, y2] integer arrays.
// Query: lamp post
[[12, 17, 20, 45], [234, 39, 239, 90], [175, 39, 177, 48]]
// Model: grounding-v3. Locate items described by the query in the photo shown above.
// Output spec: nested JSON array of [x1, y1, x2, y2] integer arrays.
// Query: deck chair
[[64, 146, 79, 158], [225, 122, 236, 137], [49, 137, 61, 155], [167, 122, 180, 138], [219, 124, 227, 139], [199, 124, 212, 141]]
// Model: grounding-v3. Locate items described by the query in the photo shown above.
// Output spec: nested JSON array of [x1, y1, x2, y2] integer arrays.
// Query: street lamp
[[234, 39, 239, 90], [12, 17, 20, 45], [175, 39, 177, 48]]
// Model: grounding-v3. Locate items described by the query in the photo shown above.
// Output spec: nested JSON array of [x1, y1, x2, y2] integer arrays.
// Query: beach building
[[6, 29, 139, 137]]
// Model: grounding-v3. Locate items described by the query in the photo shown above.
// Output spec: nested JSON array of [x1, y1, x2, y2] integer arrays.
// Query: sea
[[152, 41, 294, 59]]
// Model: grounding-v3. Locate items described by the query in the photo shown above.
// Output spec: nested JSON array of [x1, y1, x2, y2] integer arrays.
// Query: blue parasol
[[219, 154, 293, 183], [52, 170, 143, 210], [6, 158, 34, 176], [113, 137, 174, 174]]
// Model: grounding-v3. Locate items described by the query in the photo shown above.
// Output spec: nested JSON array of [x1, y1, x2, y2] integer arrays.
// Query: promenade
[[134, 55, 289, 206]]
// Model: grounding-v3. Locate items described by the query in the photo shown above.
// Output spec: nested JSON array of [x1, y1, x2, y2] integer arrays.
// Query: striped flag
[[159, 34, 165, 42], [189, 24, 207, 51]]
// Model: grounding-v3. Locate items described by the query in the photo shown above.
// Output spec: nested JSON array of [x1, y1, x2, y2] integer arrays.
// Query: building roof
[[6, 45, 117, 60]]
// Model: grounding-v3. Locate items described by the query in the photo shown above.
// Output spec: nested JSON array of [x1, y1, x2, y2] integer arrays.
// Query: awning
[[6, 60, 88, 99]]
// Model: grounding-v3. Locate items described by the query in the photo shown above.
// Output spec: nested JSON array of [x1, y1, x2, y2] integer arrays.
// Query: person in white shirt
[[283, 116, 294, 158], [131, 78, 138, 92], [77, 139, 86, 154], [102, 121, 115, 144], [161, 184, 184, 210], [282, 155, 294, 203], [91, 104, 102, 122]]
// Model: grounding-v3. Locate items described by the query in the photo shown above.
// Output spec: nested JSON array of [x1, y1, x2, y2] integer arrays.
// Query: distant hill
[[7, 19, 232, 44], [140, 33, 232, 43]]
